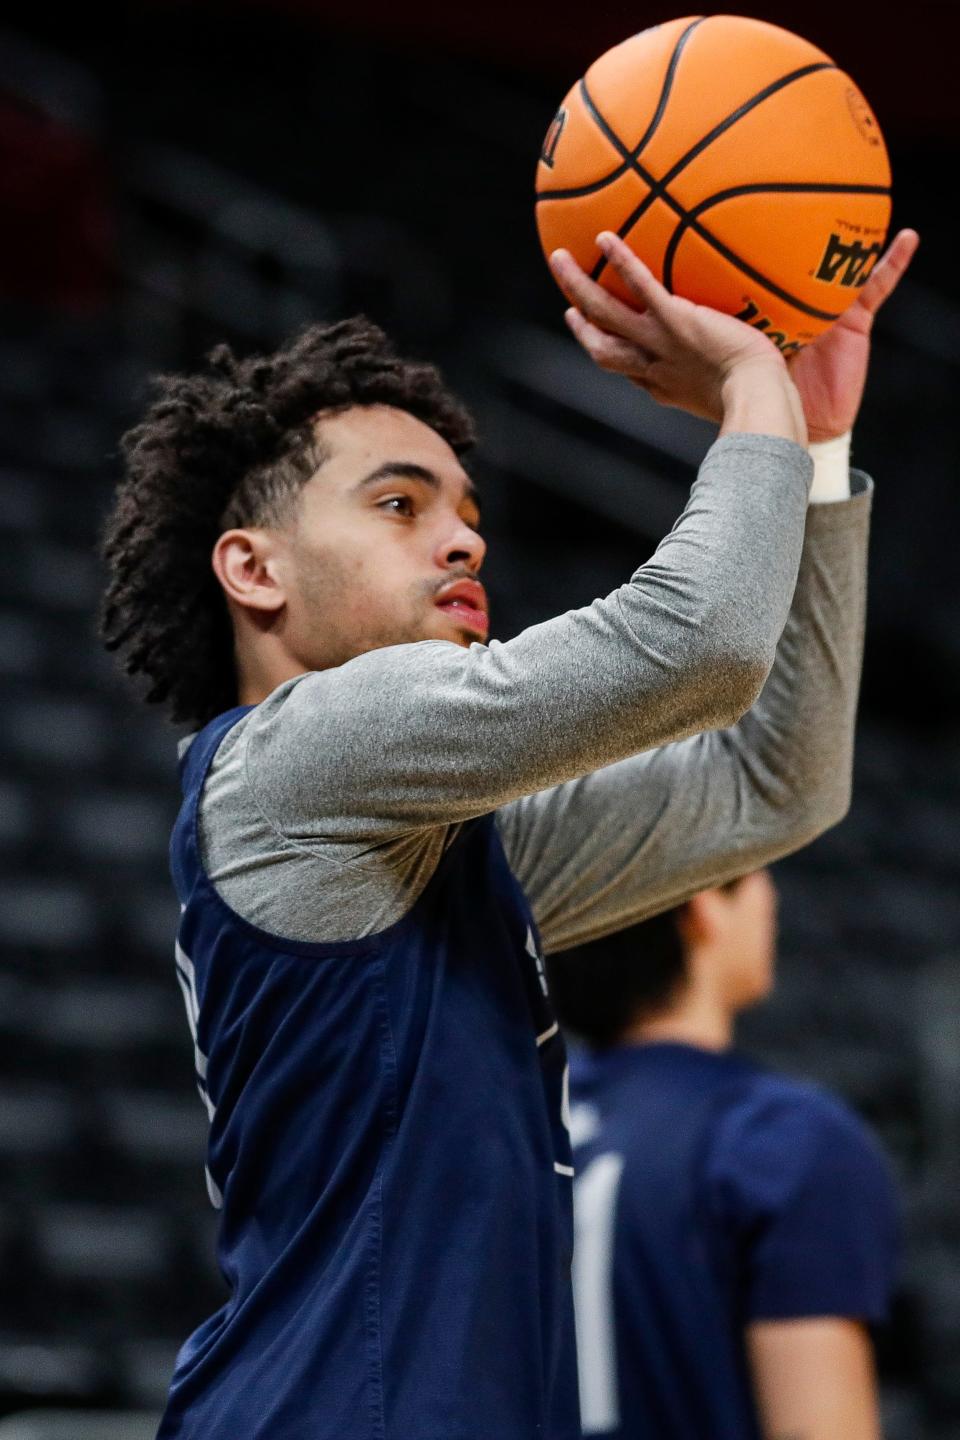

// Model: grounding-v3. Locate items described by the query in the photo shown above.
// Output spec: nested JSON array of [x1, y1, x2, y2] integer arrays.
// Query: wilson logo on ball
[[540, 109, 567, 169], [815, 233, 883, 288]]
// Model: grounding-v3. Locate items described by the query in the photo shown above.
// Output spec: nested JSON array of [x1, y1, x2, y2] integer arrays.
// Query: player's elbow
[[807, 741, 856, 839], [701, 640, 773, 729], [811, 768, 854, 837], [769, 768, 854, 860], [692, 594, 782, 724]]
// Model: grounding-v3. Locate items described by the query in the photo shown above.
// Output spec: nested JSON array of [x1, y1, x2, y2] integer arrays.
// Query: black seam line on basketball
[[535, 17, 708, 204], [538, 75, 677, 204], [626, 17, 708, 169], [578, 79, 661, 276], [582, 61, 836, 281], [683, 182, 892, 200], [660, 182, 891, 298], [587, 146, 861, 317], [661, 218, 686, 297], [588, 61, 839, 278], [541, 57, 835, 205], [663, 214, 842, 321], [656, 61, 836, 193]]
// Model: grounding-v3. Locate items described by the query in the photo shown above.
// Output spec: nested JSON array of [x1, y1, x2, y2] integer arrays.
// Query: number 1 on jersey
[[572, 1151, 625, 1434]]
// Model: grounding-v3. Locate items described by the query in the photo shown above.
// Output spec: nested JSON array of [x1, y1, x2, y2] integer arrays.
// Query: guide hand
[[552, 232, 804, 440]]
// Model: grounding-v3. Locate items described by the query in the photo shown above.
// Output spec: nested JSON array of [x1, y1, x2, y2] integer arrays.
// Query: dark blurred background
[[0, 2, 957, 1435]]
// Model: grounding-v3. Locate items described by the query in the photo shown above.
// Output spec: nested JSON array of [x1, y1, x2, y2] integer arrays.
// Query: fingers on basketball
[[553, 247, 651, 342], [599, 234, 668, 317], [536, 18, 894, 354], [565, 308, 652, 373], [856, 229, 920, 317]]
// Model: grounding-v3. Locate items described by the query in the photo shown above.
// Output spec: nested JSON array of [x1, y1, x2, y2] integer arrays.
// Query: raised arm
[[238, 244, 812, 843], [498, 477, 868, 950], [498, 230, 918, 950]]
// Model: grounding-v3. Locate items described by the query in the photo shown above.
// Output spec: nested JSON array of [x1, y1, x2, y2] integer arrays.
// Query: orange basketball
[[535, 15, 891, 355]]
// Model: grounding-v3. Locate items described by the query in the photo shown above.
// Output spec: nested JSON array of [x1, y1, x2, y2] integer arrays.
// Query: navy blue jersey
[[160, 706, 578, 1440], [568, 1042, 899, 1440]]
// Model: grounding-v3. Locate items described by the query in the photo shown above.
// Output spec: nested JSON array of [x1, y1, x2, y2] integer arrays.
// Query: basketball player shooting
[[100, 227, 916, 1439]]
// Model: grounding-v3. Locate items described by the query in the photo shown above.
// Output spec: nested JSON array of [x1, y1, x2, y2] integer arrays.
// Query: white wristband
[[808, 430, 852, 503]]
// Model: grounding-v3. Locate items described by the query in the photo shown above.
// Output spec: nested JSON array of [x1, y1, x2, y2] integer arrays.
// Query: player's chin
[[428, 606, 489, 646]]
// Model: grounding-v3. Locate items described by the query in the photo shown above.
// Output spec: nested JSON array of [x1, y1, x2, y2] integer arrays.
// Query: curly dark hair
[[100, 316, 476, 729]]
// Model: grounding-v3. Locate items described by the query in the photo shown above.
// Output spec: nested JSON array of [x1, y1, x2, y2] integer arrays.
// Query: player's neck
[[234, 631, 312, 707], [622, 993, 733, 1054]]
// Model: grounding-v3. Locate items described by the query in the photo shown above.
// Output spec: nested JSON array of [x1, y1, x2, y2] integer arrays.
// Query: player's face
[[281, 405, 488, 669], [718, 868, 778, 1011]]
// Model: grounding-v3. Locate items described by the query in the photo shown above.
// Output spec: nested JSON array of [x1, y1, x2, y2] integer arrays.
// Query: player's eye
[[379, 495, 415, 518]]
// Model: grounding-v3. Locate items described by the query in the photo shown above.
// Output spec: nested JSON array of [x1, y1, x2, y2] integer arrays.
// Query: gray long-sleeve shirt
[[191, 432, 871, 953]]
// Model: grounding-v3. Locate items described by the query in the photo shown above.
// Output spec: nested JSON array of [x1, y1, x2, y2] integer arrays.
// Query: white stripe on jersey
[[175, 943, 199, 1028], [175, 938, 220, 1209], [205, 1166, 223, 1210], [197, 1080, 216, 1122], [175, 941, 212, 1099]]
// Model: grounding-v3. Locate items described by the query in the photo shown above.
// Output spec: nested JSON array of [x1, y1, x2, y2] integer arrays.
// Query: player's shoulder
[[230, 640, 464, 746], [202, 649, 420, 766], [730, 1067, 876, 1147], [709, 1062, 890, 1201]]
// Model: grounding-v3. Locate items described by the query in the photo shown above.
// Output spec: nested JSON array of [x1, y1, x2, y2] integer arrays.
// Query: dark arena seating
[[1, 10, 959, 1438]]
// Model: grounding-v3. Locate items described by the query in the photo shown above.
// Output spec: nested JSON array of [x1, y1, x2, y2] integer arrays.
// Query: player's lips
[[434, 579, 489, 637]]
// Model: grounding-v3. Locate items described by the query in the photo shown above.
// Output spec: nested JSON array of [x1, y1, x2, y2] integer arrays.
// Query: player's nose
[[438, 516, 486, 571]]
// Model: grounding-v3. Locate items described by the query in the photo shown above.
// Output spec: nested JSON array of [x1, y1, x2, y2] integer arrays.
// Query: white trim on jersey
[[175, 940, 214, 1117], [197, 1081, 216, 1122], [205, 1166, 223, 1210], [174, 941, 200, 1034]]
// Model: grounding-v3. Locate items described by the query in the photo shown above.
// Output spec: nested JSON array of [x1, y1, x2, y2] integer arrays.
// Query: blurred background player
[[549, 868, 900, 1440]]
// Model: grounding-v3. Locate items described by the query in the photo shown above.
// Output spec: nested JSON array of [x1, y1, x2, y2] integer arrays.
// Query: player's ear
[[212, 529, 287, 614], [678, 889, 725, 947]]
